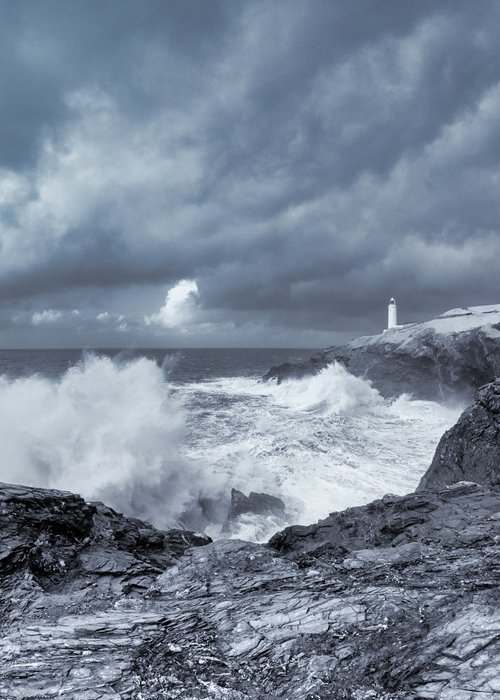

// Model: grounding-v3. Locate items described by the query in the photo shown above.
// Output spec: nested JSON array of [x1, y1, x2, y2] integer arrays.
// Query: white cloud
[[31, 308, 80, 326], [145, 279, 200, 330], [32, 309, 63, 325]]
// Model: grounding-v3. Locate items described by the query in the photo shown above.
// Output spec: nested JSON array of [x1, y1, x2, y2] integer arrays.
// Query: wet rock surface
[[3, 481, 499, 699], [418, 379, 500, 491], [264, 324, 500, 401], [146, 485, 500, 699], [0, 482, 211, 699], [222, 488, 287, 536], [1, 380, 500, 698]]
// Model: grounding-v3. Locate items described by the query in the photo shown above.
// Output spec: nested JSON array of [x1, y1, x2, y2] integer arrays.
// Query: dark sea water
[[0, 347, 312, 382], [0, 348, 461, 541]]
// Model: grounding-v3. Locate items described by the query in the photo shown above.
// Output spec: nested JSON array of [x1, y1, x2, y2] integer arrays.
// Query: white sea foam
[[0, 356, 463, 542], [0, 354, 207, 527], [181, 364, 463, 537], [270, 363, 383, 413]]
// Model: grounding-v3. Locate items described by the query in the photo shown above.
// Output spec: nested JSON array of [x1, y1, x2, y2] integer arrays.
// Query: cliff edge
[[264, 304, 500, 401], [417, 378, 500, 491]]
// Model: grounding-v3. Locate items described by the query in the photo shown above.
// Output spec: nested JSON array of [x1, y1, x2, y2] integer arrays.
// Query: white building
[[387, 297, 397, 329]]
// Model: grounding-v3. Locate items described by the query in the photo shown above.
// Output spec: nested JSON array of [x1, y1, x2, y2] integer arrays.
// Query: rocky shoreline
[[264, 307, 500, 402], [0, 381, 499, 698]]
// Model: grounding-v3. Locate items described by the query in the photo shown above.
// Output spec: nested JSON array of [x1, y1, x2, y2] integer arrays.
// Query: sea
[[0, 348, 463, 541]]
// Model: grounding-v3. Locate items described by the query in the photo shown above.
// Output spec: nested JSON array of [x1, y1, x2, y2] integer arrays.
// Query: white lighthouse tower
[[387, 297, 398, 329]]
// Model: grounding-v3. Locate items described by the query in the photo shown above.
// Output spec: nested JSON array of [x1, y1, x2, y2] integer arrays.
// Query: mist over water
[[0, 351, 462, 540], [0, 354, 205, 527]]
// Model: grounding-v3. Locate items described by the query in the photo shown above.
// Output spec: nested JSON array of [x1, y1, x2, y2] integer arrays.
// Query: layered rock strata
[[2, 481, 499, 699], [418, 378, 500, 491], [0, 482, 211, 699], [1, 381, 500, 698]]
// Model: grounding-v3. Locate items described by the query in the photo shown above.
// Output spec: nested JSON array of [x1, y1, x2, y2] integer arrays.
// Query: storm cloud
[[1, 0, 500, 347]]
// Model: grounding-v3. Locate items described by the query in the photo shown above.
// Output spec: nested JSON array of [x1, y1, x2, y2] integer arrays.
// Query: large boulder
[[223, 488, 285, 527], [417, 379, 500, 491]]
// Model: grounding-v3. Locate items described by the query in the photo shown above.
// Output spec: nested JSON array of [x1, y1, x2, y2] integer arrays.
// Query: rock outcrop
[[264, 305, 500, 401], [2, 480, 499, 699], [417, 379, 500, 491], [222, 488, 287, 536], [1, 377, 500, 698], [0, 482, 211, 699]]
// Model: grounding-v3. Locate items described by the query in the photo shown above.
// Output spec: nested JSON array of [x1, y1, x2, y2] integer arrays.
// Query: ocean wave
[[0, 354, 463, 542], [179, 365, 463, 536], [269, 363, 383, 413], [0, 353, 210, 528]]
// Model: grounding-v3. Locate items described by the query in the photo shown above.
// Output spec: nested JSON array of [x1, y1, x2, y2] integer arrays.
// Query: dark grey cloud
[[0, 0, 237, 166], [1, 0, 500, 346]]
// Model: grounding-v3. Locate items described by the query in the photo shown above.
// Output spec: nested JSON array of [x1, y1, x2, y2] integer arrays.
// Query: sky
[[1, 0, 500, 348]]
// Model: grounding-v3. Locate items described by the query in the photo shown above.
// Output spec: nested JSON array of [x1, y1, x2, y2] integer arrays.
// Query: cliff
[[264, 304, 500, 401], [417, 378, 500, 491]]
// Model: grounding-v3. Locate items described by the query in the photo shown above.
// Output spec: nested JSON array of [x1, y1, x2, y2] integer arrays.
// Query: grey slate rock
[[1, 476, 500, 698], [0, 481, 211, 592], [417, 378, 500, 491], [2, 382, 500, 698], [264, 323, 500, 401]]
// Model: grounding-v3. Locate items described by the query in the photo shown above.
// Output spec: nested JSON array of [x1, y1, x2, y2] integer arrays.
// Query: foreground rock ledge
[[0, 479, 499, 699]]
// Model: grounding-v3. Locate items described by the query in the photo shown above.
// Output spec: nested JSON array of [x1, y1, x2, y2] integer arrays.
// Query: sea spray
[[270, 362, 383, 413], [0, 353, 218, 528], [0, 352, 464, 542], [180, 363, 463, 537]]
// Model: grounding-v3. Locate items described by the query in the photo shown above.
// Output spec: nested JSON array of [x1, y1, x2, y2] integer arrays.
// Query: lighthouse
[[387, 297, 398, 329]]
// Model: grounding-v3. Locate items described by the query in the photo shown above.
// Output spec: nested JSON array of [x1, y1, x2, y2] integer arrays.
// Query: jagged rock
[[265, 482, 500, 698], [2, 378, 500, 699], [177, 493, 231, 533], [0, 481, 212, 699], [268, 481, 497, 560], [1, 475, 500, 698], [417, 379, 500, 491], [264, 357, 329, 383], [264, 305, 500, 401], [221, 488, 286, 535], [0, 483, 210, 592], [179, 489, 287, 538]]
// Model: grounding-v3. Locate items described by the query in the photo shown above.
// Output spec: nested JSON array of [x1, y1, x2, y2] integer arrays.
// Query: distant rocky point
[[1, 381, 500, 698], [264, 304, 500, 401]]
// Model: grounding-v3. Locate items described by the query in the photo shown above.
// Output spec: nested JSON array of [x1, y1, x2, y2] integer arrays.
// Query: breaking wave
[[180, 363, 462, 534], [0, 356, 462, 540], [0, 354, 207, 528], [270, 362, 383, 413]]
